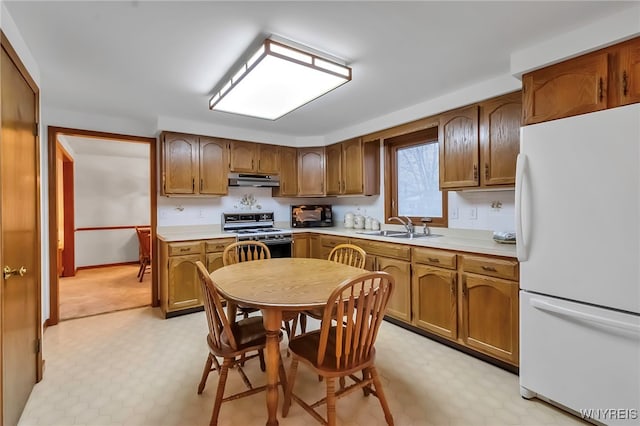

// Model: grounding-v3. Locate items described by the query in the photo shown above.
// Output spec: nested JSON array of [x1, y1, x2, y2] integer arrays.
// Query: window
[[384, 127, 447, 227]]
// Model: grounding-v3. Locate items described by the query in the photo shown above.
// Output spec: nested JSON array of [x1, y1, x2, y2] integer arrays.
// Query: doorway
[[1, 31, 42, 426], [47, 128, 157, 325]]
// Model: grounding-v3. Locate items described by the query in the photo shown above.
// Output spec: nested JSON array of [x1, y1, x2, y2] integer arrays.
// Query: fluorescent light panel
[[209, 39, 351, 120]]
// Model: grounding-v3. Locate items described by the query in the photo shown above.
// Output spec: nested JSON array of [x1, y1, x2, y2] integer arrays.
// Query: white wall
[[74, 153, 150, 267]]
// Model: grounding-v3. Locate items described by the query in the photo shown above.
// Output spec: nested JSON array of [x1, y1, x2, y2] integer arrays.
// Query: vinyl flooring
[[18, 307, 588, 426]]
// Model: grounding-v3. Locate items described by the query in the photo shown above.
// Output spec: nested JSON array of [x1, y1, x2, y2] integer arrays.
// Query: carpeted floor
[[59, 264, 151, 320]]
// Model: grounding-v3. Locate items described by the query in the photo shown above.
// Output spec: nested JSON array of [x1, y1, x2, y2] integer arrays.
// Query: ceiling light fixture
[[209, 38, 352, 120]]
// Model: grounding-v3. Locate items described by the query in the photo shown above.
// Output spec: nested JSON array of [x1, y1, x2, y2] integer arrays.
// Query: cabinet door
[[257, 144, 279, 174], [309, 235, 322, 259], [298, 147, 325, 196], [275, 147, 298, 196], [342, 138, 364, 194], [292, 234, 310, 258], [229, 140, 257, 172], [522, 52, 608, 125], [439, 105, 479, 189], [461, 273, 519, 365], [206, 252, 225, 273], [412, 264, 457, 339], [162, 132, 198, 194], [480, 92, 521, 186], [618, 39, 640, 106], [199, 137, 228, 195], [167, 254, 203, 311], [377, 257, 411, 323], [325, 143, 342, 195]]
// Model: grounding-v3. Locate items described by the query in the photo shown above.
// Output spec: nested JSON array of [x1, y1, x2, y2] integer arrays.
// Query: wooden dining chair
[[223, 241, 300, 339], [282, 271, 395, 426], [135, 226, 151, 282], [299, 243, 368, 334], [194, 261, 287, 426]]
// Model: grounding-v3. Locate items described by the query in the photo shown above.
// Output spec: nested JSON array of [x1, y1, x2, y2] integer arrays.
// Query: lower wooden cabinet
[[319, 235, 349, 259], [292, 233, 310, 258], [412, 264, 457, 339], [376, 256, 411, 322], [460, 255, 519, 365], [159, 237, 234, 318], [352, 238, 412, 323]]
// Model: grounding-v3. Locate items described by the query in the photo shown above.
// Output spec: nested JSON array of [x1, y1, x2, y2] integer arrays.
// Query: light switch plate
[[469, 207, 478, 220], [450, 207, 459, 220]]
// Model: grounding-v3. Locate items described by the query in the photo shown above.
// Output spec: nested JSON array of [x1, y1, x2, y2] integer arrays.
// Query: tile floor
[[19, 307, 587, 426]]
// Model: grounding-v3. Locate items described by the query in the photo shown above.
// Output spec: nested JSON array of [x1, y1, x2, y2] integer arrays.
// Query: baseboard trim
[[383, 316, 519, 375], [76, 261, 139, 270]]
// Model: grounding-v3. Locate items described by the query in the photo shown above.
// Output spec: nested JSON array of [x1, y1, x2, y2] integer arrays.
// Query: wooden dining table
[[210, 257, 368, 426]]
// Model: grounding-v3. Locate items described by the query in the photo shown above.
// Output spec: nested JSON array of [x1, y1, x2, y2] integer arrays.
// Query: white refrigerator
[[517, 104, 640, 425]]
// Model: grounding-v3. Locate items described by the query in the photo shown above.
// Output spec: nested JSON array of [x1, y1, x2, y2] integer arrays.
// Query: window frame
[[384, 126, 448, 228]]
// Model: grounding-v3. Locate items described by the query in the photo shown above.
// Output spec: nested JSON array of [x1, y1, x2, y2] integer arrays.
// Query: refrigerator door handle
[[515, 153, 528, 261], [530, 298, 640, 334]]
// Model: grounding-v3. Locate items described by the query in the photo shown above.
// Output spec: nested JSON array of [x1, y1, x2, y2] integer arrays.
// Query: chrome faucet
[[388, 216, 414, 233]]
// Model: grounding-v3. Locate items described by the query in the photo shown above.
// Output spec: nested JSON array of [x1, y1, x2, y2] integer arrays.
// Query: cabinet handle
[[200, 178, 203, 191], [473, 164, 478, 180], [450, 280, 455, 295], [623, 71, 629, 96], [180, 248, 190, 252], [481, 266, 497, 272], [427, 257, 440, 263], [192, 178, 195, 192], [462, 281, 467, 297], [258, 159, 261, 170], [485, 163, 489, 179], [598, 77, 604, 102]]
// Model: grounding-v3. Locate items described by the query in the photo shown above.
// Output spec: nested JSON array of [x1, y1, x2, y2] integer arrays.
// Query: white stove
[[222, 212, 292, 244]]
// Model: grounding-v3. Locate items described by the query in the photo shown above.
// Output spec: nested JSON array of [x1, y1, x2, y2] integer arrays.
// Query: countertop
[[157, 223, 517, 258]]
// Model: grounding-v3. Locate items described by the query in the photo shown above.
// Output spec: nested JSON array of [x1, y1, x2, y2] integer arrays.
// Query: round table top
[[209, 257, 367, 310]]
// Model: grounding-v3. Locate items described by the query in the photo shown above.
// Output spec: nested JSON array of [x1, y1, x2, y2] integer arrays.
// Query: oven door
[[262, 240, 292, 258]]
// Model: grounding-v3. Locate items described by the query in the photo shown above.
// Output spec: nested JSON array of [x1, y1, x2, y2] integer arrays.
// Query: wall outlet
[[198, 209, 205, 218], [469, 207, 478, 220], [450, 207, 459, 220]]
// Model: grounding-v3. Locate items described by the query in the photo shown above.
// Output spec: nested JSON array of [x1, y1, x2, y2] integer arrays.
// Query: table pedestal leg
[[262, 310, 282, 426]]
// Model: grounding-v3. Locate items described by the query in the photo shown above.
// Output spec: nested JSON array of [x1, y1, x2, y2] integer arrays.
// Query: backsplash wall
[[157, 187, 514, 232]]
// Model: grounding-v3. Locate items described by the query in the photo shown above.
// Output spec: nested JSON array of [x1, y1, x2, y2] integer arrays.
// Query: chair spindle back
[[317, 272, 394, 369], [223, 241, 271, 266], [328, 244, 366, 269]]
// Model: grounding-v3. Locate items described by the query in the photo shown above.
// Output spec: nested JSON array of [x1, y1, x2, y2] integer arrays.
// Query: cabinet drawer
[[351, 238, 411, 261], [412, 247, 457, 269], [320, 235, 349, 248], [462, 255, 518, 281], [205, 238, 236, 253], [168, 242, 203, 256]]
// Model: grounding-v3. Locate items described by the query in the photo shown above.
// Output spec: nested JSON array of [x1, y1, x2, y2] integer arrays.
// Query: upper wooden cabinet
[[297, 147, 325, 196], [439, 92, 521, 190], [439, 105, 480, 189], [273, 146, 298, 196], [257, 144, 280, 174], [326, 138, 380, 196], [523, 52, 608, 125], [161, 132, 228, 196], [229, 140, 280, 174], [523, 36, 640, 125], [229, 140, 257, 173], [479, 92, 522, 187]]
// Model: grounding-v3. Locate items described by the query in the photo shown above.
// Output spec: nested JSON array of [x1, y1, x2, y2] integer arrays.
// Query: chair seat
[[289, 327, 375, 375], [221, 316, 267, 350]]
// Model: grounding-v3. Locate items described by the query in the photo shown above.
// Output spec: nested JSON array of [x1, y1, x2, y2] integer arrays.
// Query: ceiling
[[5, 1, 636, 137]]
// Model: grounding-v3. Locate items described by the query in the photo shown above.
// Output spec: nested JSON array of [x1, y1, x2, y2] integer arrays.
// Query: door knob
[[3, 265, 27, 280]]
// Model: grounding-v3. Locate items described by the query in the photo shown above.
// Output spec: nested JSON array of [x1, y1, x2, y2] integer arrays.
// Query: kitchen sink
[[357, 230, 407, 237], [357, 230, 442, 239]]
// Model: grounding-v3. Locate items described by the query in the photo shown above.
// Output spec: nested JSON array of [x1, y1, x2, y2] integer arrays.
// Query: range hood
[[228, 173, 280, 187]]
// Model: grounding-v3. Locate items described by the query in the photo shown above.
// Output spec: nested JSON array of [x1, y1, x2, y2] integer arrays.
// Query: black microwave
[[291, 205, 333, 228]]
